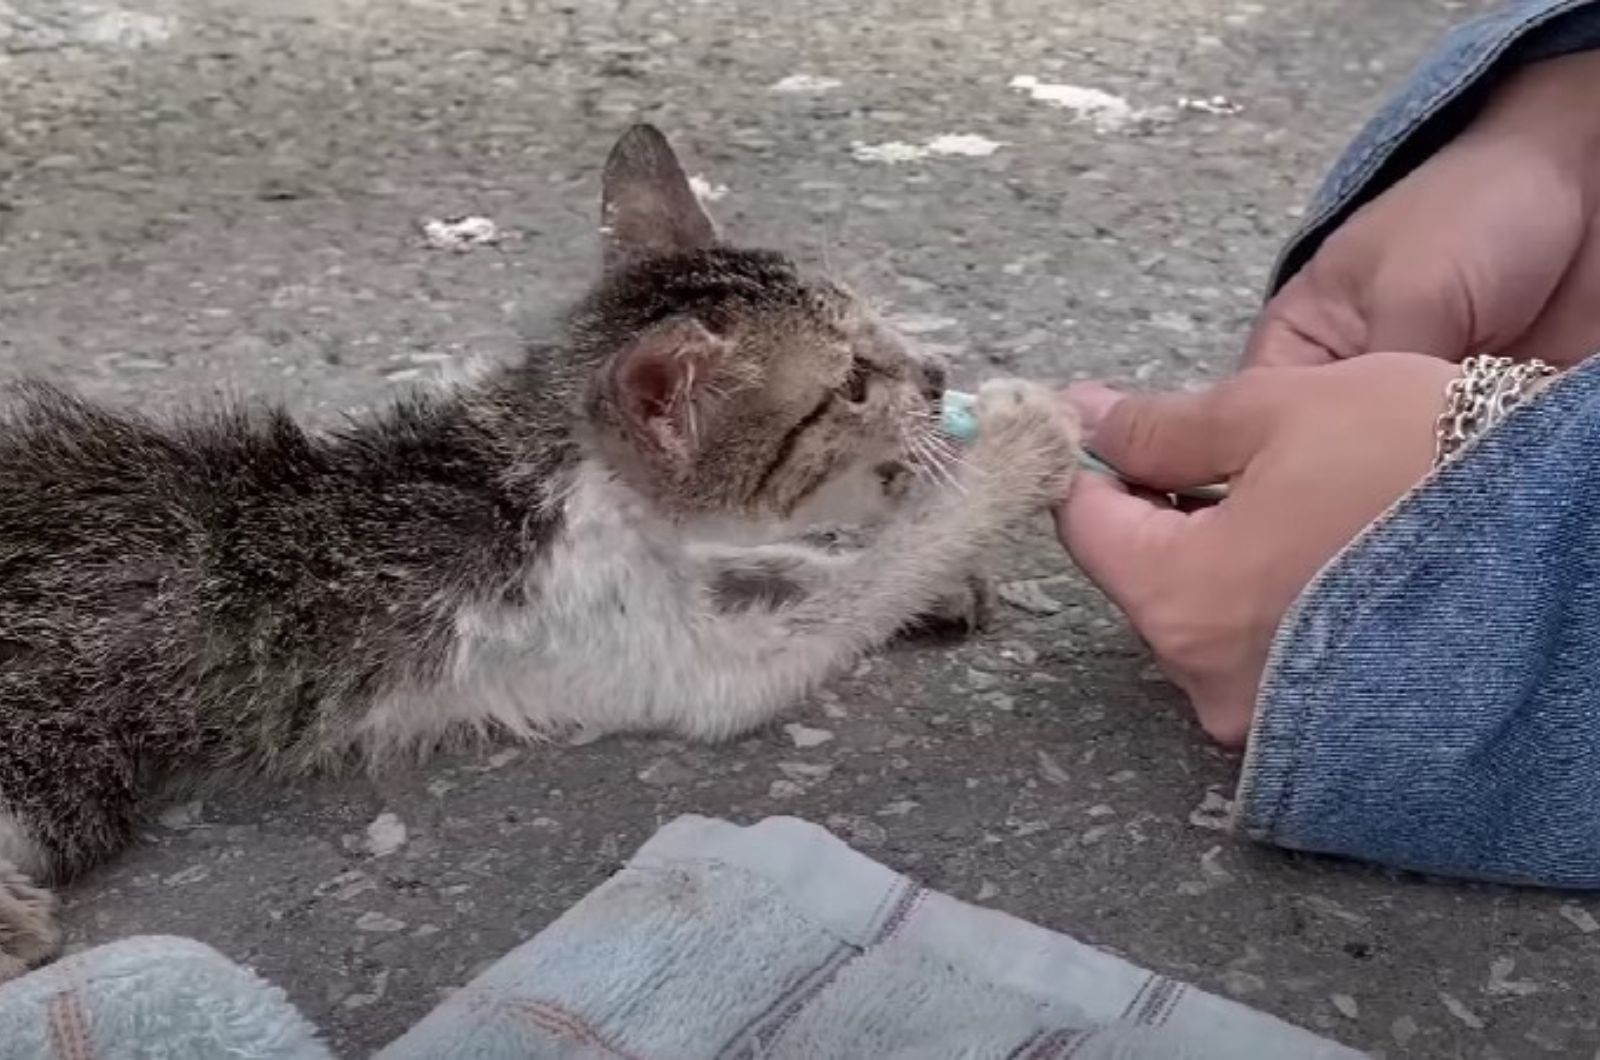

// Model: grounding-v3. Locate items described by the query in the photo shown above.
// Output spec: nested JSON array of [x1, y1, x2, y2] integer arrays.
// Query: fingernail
[[1062, 382, 1125, 434]]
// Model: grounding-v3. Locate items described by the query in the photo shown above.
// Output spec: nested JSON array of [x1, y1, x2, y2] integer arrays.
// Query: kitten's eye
[[842, 359, 871, 404], [698, 307, 731, 336]]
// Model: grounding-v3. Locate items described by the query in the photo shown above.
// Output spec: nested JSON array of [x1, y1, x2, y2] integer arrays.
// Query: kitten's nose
[[919, 361, 947, 402]]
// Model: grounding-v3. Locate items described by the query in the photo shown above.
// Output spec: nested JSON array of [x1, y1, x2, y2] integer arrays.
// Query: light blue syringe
[[939, 389, 1228, 504]]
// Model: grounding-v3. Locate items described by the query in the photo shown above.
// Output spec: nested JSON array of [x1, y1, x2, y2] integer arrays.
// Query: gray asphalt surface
[[4, 1, 1598, 1057]]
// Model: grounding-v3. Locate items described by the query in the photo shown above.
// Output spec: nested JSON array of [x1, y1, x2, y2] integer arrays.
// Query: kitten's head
[[571, 124, 948, 533]]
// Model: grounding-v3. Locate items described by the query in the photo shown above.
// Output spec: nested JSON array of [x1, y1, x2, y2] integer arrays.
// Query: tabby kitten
[[0, 125, 1078, 977]]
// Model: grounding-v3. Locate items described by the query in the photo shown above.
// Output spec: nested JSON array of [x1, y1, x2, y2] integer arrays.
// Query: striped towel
[[0, 815, 1363, 1059], [379, 815, 1362, 1059]]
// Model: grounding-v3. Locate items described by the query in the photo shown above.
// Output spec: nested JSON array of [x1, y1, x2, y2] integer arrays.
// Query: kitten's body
[[0, 126, 1078, 978]]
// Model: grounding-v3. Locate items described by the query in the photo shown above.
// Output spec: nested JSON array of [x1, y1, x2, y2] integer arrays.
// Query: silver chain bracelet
[[1434, 355, 1557, 466]]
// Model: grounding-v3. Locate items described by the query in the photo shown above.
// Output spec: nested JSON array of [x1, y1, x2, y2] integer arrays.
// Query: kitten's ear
[[611, 316, 730, 466], [600, 124, 719, 269]]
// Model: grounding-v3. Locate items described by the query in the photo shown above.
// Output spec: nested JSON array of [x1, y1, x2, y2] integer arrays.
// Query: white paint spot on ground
[[770, 74, 842, 93], [1178, 94, 1243, 115], [850, 133, 1004, 163], [421, 215, 502, 251], [688, 174, 729, 203], [1010, 76, 1148, 132], [926, 133, 1004, 157], [365, 812, 408, 858], [78, 8, 173, 48]]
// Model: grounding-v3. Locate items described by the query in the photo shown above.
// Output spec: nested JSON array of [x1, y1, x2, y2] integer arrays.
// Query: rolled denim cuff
[[1268, 0, 1600, 297], [1236, 355, 1600, 886]]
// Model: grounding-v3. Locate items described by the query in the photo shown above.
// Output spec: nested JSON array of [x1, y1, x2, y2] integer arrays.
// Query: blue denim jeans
[[1234, 0, 1600, 887]]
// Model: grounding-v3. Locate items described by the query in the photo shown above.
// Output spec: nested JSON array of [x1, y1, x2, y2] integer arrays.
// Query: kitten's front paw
[[968, 378, 1081, 514]]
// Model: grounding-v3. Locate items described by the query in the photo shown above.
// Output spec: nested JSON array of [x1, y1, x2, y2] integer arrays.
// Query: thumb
[[1089, 382, 1266, 492]]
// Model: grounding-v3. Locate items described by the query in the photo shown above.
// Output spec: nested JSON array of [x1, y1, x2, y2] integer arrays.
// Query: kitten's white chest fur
[[357, 460, 794, 754]]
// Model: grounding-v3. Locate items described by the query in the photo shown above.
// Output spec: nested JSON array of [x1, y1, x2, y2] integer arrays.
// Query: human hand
[[1248, 51, 1600, 370], [1054, 353, 1459, 747]]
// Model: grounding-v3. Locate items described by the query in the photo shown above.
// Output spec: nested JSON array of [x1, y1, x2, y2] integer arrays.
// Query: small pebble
[[1221, 970, 1265, 997], [365, 812, 408, 857], [162, 865, 210, 887], [157, 800, 204, 830], [485, 749, 521, 769], [783, 723, 835, 749], [1486, 956, 1539, 997], [1330, 994, 1359, 1020], [826, 814, 886, 847], [1036, 750, 1071, 786], [637, 757, 696, 787], [355, 912, 407, 934], [768, 779, 806, 799], [964, 667, 1000, 691], [1559, 903, 1599, 934], [996, 580, 1064, 615], [314, 871, 376, 902], [1439, 992, 1485, 1030], [1188, 789, 1233, 831], [777, 761, 833, 782]]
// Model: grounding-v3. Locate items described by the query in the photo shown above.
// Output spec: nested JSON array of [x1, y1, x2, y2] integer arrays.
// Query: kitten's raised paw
[[969, 378, 1081, 511], [0, 863, 60, 983]]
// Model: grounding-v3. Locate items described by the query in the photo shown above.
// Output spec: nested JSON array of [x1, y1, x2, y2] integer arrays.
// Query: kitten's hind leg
[[902, 567, 994, 637], [0, 859, 59, 982]]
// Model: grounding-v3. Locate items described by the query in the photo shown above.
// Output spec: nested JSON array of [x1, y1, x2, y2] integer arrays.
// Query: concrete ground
[[3, 0, 1597, 1056]]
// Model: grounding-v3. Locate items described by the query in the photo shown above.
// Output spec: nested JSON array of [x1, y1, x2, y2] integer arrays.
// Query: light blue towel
[[0, 935, 331, 1060], [0, 815, 1363, 1059], [384, 815, 1358, 1060]]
